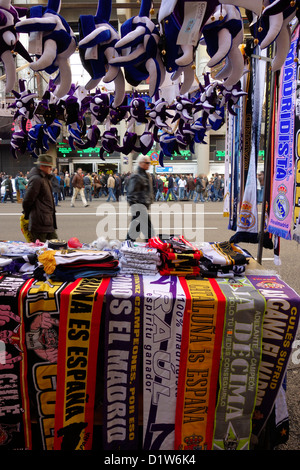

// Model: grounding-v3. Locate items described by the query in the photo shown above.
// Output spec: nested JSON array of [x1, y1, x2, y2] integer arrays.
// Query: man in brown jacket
[[22, 154, 58, 242], [70, 168, 89, 207]]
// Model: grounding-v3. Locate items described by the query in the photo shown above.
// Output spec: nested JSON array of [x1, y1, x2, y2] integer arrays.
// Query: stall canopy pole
[[257, 47, 275, 264]]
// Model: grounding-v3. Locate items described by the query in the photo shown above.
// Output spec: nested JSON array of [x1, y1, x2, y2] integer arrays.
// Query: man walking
[[155, 175, 164, 201], [22, 154, 58, 242], [212, 173, 221, 201], [83, 172, 93, 203], [164, 174, 178, 201], [71, 168, 89, 207], [1, 175, 14, 203], [106, 173, 116, 202], [126, 155, 155, 241]]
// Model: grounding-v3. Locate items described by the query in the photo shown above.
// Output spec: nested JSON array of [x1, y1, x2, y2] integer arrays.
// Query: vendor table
[[0, 268, 299, 451]]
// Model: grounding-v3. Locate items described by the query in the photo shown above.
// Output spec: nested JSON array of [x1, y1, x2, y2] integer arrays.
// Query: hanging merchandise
[[293, 32, 300, 243], [223, 109, 231, 217], [200, 4, 245, 89], [230, 45, 267, 244], [0, 0, 32, 93], [247, 0, 297, 73], [258, 0, 298, 72], [268, 25, 299, 240], [9, 79, 38, 159], [119, 93, 154, 156], [157, 0, 262, 95], [240, 42, 253, 195], [157, 74, 244, 167], [5, 0, 300, 192], [228, 103, 240, 232], [260, 44, 276, 252], [15, 0, 77, 99], [78, 0, 125, 108], [109, 0, 165, 98]]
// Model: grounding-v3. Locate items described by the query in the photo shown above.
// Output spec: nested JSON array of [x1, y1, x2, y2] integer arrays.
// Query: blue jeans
[[53, 192, 59, 205], [189, 190, 195, 200], [194, 192, 205, 202], [84, 185, 92, 202], [155, 189, 164, 201], [212, 187, 220, 201], [165, 188, 177, 201], [107, 187, 116, 201], [179, 187, 185, 199]]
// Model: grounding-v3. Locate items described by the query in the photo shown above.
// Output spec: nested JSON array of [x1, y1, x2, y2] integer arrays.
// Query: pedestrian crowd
[[1, 169, 226, 205], [153, 173, 224, 202], [1, 170, 29, 204], [0, 158, 264, 245]]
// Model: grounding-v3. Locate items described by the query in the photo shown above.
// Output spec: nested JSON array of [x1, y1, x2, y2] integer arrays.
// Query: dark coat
[[187, 178, 195, 191], [126, 166, 154, 208], [72, 172, 84, 189], [167, 176, 174, 188], [4, 177, 13, 193], [22, 167, 57, 233], [157, 178, 164, 191], [195, 177, 204, 193], [51, 175, 60, 193]]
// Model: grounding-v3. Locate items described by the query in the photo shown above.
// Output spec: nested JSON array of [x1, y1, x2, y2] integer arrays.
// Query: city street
[[1, 195, 300, 449], [1, 196, 299, 292]]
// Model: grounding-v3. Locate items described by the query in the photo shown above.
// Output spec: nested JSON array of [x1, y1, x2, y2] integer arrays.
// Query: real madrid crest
[[237, 201, 256, 229], [274, 185, 289, 221]]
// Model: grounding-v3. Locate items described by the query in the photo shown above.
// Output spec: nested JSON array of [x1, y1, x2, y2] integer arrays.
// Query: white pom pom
[[96, 236, 108, 250]]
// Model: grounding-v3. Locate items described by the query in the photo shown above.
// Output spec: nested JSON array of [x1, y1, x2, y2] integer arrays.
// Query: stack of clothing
[[148, 236, 201, 277], [119, 241, 161, 275], [1, 253, 38, 277], [0, 240, 45, 277], [36, 248, 119, 281], [199, 241, 251, 278], [0, 240, 44, 257]]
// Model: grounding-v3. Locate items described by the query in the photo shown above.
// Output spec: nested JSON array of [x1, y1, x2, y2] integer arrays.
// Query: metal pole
[[257, 64, 275, 264]]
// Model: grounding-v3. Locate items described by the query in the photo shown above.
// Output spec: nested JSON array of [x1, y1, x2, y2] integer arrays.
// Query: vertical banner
[[262, 45, 276, 250], [268, 26, 299, 239], [231, 47, 266, 244], [247, 275, 300, 439], [241, 58, 252, 194], [0, 276, 32, 450], [223, 109, 232, 218], [54, 277, 110, 450], [228, 106, 240, 232], [143, 275, 185, 450], [293, 34, 300, 242], [23, 278, 68, 450], [103, 274, 143, 450], [212, 277, 266, 450], [174, 278, 226, 450]]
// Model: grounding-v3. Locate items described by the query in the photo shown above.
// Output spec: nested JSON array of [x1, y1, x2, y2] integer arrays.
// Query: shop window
[[210, 135, 225, 162], [209, 134, 265, 162]]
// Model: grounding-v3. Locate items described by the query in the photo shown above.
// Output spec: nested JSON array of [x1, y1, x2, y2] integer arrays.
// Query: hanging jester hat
[[15, 0, 77, 98], [109, 0, 166, 97], [0, 0, 32, 93], [78, 0, 125, 107], [247, 0, 299, 71], [157, 0, 263, 94]]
